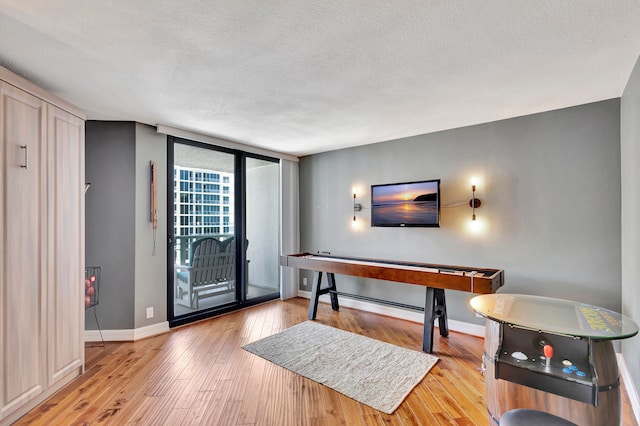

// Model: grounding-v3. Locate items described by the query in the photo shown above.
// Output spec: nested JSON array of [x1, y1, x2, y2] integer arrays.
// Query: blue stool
[[500, 409, 577, 426]]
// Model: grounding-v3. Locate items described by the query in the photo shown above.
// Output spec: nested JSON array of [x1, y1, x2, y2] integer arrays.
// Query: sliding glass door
[[246, 157, 280, 300], [168, 137, 280, 327]]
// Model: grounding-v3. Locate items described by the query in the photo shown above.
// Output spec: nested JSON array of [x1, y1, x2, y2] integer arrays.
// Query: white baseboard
[[297, 289, 485, 337], [85, 321, 170, 342], [617, 353, 640, 424]]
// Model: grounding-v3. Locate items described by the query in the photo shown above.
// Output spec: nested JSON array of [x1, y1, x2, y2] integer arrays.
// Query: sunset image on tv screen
[[371, 180, 439, 227]]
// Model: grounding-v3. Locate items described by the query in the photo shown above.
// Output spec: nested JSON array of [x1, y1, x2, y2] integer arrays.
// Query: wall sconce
[[469, 178, 482, 220], [353, 193, 362, 221]]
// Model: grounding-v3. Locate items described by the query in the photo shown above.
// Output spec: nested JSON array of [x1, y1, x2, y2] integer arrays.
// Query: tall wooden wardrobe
[[0, 66, 85, 425]]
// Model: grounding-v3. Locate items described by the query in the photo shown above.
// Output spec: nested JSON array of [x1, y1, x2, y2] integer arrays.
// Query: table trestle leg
[[308, 271, 340, 320], [327, 273, 339, 311], [423, 287, 449, 353]]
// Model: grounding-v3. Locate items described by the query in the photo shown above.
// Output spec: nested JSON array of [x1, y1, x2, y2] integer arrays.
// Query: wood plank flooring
[[14, 298, 639, 425]]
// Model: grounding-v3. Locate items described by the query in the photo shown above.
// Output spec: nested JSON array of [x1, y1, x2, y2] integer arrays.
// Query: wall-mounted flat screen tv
[[371, 179, 440, 227]]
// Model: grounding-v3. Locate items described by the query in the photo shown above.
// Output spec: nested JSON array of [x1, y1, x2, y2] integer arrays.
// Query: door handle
[[20, 145, 28, 169]]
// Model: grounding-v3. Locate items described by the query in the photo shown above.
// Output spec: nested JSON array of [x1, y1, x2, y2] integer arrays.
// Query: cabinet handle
[[20, 145, 28, 169]]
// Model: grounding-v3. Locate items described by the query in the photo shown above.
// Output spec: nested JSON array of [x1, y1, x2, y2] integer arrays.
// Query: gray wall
[[85, 121, 168, 331], [134, 123, 168, 327], [85, 121, 136, 329], [621, 54, 640, 393], [299, 99, 621, 326]]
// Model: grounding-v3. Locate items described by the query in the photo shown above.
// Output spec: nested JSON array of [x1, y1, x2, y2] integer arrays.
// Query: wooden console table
[[281, 253, 504, 353]]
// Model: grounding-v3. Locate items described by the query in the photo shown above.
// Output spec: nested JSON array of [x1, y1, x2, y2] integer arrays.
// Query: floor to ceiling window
[[246, 157, 280, 301], [167, 137, 280, 327]]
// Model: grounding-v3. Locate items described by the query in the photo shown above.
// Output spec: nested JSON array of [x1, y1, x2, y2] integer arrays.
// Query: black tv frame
[[371, 179, 441, 228]]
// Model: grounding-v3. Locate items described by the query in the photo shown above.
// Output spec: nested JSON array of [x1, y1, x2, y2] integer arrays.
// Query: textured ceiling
[[1, 1, 640, 157]]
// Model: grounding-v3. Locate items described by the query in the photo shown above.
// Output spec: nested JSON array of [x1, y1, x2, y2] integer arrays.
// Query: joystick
[[543, 344, 553, 368]]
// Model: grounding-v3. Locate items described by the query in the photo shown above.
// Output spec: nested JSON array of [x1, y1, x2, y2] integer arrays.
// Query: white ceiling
[[1, 1, 640, 157]]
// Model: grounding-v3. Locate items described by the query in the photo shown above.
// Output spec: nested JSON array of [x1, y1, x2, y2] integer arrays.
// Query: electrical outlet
[[146, 307, 154, 319], [302, 277, 308, 287]]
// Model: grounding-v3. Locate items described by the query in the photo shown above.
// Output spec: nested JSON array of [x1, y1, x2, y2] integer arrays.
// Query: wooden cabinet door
[[0, 82, 47, 418], [46, 104, 84, 386]]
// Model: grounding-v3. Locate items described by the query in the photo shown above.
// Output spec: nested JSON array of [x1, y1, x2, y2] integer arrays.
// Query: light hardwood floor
[[14, 298, 639, 425]]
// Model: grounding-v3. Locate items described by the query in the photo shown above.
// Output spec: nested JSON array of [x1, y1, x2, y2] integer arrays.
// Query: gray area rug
[[242, 321, 438, 414]]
